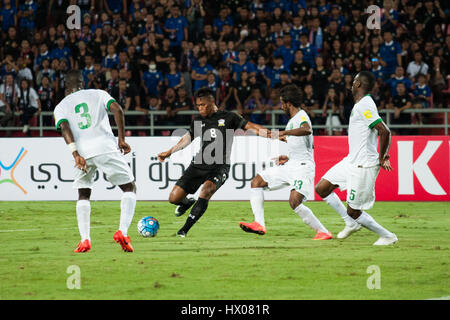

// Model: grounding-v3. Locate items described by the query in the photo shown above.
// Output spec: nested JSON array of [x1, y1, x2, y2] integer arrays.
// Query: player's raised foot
[[337, 222, 362, 239], [239, 221, 266, 235], [176, 230, 187, 238], [175, 197, 196, 217], [373, 233, 398, 246], [113, 230, 134, 252], [74, 239, 91, 253], [313, 232, 333, 240]]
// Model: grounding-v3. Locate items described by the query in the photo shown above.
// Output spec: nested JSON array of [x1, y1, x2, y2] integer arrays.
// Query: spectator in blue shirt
[[142, 62, 164, 97], [327, 5, 346, 30], [164, 5, 188, 48], [290, 15, 307, 43], [266, 0, 289, 13], [274, 33, 298, 69], [268, 55, 287, 88], [250, 0, 265, 15], [34, 43, 50, 72], [50, 37, 73, 69], [102, 44, 119, 70], [0, 0, 17, 32], [213, 7, 233, 34], [386, 66, 412, 96], [289, 0, 307, 15], [412, 74, 432, 108], [191, 55, 213, 92], [379, 30, 402, 77], [412, 74, 432, 125], [104, 0, 127, 15], [370, 58, 386, 81], [381, 0, 399, 33], [165, 61, 185, 90], [82, 54, 95, 88], [232, 50, 256, 82], [18, 0, 37, 31], [298, 33, 317, 68]]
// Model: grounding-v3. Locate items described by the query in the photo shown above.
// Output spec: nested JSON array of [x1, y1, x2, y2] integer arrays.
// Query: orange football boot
[[113, 230, 134, 252], [239, 221, 267, 235], [313, 232, 333, 240], [74, 239, 91, 253]]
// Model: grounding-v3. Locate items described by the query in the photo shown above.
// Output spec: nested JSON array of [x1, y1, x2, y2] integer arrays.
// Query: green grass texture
[[0, 201, 449, 300]]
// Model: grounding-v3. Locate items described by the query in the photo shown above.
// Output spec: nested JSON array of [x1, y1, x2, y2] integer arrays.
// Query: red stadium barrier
[[314, 136, 450, 201]]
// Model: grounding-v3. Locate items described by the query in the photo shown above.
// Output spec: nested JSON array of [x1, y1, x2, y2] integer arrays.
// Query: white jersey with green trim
[[348, 94, 382, 167], [53, 89, 118, 159], [285, 109, 314, 164]]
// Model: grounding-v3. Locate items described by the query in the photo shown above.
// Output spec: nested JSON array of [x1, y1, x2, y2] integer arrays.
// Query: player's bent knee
[[315, 179, 334, 198], [119, 181, 136, 193], [347, 206, 362, 220], [251, 175, 267, 188], [169, 186, 187, 205], [78, 188, 91, 201], [289, 190, 304, 210], [200, 181, 217, 200]]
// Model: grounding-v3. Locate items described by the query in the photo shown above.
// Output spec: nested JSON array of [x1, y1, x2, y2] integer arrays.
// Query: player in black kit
[[158, 87, 276, 237]]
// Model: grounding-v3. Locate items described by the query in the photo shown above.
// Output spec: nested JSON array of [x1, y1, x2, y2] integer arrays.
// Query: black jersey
[[188, 110, 248, 170]]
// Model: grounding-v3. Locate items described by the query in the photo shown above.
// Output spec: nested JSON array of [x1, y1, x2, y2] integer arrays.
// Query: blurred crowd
[[0, 0, 449, 137]]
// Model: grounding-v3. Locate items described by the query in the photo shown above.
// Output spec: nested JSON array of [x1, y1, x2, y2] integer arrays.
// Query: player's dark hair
[[194, 87, 215, 101], [280, 84, 303, 108], [358, 71, 376, 93], [66, 70, 84, 91]]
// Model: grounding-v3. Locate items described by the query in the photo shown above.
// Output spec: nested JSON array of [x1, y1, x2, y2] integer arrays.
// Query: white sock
[[250, 188, 265, 227], [119, 192, 137, 237], [356, 211, 393, 238], [323, 192, 355, 226], [76, 200, 91, 241], [294, 204, 329, 234]]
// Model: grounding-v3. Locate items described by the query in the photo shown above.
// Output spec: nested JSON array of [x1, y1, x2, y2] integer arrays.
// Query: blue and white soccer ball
[[137, 216, 160, 237]]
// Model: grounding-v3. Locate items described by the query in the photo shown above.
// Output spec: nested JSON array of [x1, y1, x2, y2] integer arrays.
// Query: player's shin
[[76, 200, 91, 241], [356, 211, 394, 238], [179, 197, 209, 234], [119, 192, 137, 237], [323, 192, 356, 226], [294, 204, 329, 234], [250, 188, 265, 227]]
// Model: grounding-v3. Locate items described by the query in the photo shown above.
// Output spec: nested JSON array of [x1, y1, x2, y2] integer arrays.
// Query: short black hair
[[194, 87, 215, 101], [66, 70, 84, 90], [357, 71, 376, 93], [280, 84, 303, 108]]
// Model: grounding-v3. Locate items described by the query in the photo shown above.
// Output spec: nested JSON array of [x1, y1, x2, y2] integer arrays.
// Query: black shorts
[[175, 164, 230, 195]]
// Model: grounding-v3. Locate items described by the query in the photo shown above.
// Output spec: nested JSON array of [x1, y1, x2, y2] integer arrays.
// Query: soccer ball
[[137, 216, 160, 237]]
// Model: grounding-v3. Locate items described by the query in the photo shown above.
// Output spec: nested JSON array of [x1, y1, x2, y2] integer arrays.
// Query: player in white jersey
[[315, 71, 398, 245], [53, 70, 136, 253], [239, 84, 332, 240]]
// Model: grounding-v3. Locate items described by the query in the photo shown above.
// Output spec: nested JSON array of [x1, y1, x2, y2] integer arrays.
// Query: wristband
[[68, 142, 77, 153]]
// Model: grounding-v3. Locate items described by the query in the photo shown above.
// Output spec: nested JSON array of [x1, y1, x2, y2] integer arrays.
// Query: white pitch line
[[0, 225, 113, 233], [427, 295, 450, 300]]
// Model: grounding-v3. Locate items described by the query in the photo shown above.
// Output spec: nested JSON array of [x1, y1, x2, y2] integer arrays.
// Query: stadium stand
[[0, 0, 448, 137]]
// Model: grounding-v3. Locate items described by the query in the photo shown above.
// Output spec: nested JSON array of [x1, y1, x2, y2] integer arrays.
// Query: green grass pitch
[[0, 201, 449, 300]]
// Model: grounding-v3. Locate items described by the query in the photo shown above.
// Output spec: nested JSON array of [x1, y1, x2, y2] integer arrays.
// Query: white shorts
[[73, 152, 134, 189], [322, 157, 380, 210], [259, 161, 315, 201]]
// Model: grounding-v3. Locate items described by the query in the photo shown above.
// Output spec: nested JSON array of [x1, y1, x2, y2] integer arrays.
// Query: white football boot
[[373, 233, 398, 246], [337, 222, 362, 239]]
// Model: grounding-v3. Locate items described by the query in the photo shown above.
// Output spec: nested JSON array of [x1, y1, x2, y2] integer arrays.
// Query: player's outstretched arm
[[109, 101, 131, 155], [280, 122, 312, 137], [59, 122, 88, 174], [244, 121, 275, 139], [158, 132, 192, 162], [374, 121, 392, 171]]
